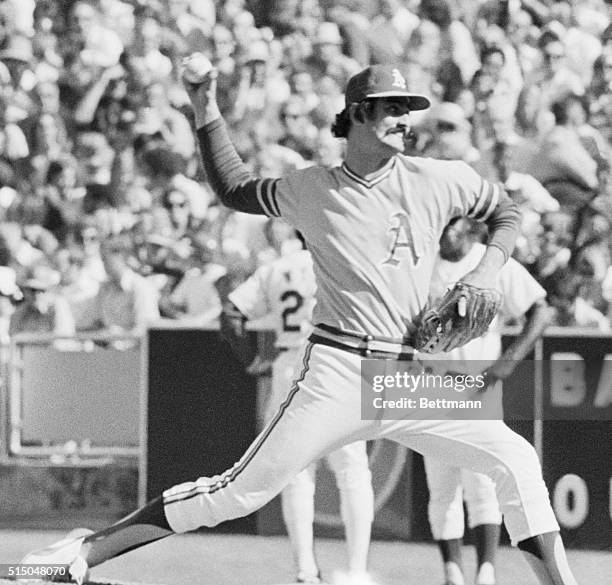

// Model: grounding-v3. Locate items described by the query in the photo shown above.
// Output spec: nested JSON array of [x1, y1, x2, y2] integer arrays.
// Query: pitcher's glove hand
[[415, 282, 503, 353]]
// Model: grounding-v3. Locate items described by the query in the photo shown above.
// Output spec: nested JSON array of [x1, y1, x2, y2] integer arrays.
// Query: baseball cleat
[[475, 562, 496, 585], [20, 528, 93, 584]]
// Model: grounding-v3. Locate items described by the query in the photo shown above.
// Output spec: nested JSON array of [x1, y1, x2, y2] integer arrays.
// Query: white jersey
[[229, 249, 316, 348], [256, 156, 502, 339], [428, 242, 546, 367]]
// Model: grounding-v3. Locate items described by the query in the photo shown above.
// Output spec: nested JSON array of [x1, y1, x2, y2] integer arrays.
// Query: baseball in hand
[[182, 53, 213, 84]]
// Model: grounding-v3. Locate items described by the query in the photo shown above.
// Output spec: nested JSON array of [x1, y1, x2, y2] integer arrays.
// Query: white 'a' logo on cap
[[391, 68, 407, 89]]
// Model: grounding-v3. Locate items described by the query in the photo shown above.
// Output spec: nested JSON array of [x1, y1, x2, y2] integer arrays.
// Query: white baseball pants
[[163, 341, 559, 545]]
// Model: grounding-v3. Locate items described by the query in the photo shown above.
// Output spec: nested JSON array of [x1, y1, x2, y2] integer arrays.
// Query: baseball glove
[[414, 282, 503, 354]]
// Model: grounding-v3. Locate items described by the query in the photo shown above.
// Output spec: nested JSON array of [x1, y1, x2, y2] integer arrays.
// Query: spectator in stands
[[130, 15, 173, 85], [517, 29, 585, 134], [66, 1, 123, 70], [166, 0, 215, 55], [288, 70, 319, 118], [433, 58, 465, 104], [423, 102, 486, 175], [310, 75, 344, 129], [0, 91, 30, 164], [492, 140, 559, 214], [159, 239, 225, 326], [589, 50, 612, 146], [0, 234, 20, 342], [10, 263, 75, 337], [230, 39, 289, 132], [506, 8, 540, 80], [31, 16, 63, 85], [545, 267, 611, 330], [249, 119, 308, 179], [37, 157, 84, 244], [535, 211, 574, 281], [73, 223, 104, 284], [98, 0, 135, 48], [549, 0, 602, 87], [0, 34, 37, 120], [0, 222, 44, 270], [418, 0, 479, 86], [55, 246, 99, 332], [139, 146, 212, 220], [258, 217, 302, 266], [278, 97, 318, 161], [529, 93, 600, 217], [304, 21, 360, 89], [31, 80, 69, 157], [210, 24, 238, 117], [83, 234, 159, 334], [368, 0, 419, 64], [161, 186, 206, 244], [140, 81, 195, 163], [571, 212, 612, 312], [72, 62, 132, 133], [471, 44, 521, 150], [73, 138, 133, 236]]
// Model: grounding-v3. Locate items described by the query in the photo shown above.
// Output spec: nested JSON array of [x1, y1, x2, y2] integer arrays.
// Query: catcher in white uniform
[[423, 218, 551, 585], [222, 227, 374, 584], [23, 63, 581, 585]]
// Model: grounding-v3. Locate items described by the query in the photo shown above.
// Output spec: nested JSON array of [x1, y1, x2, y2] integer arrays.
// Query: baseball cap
[[344, 65, 431, 110]]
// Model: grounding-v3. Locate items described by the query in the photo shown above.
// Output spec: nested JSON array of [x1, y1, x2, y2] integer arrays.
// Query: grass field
[[1, 530, 610, 585]]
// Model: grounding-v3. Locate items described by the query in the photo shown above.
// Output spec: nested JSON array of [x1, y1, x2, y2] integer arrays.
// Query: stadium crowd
[[0, 0, 611, 342]]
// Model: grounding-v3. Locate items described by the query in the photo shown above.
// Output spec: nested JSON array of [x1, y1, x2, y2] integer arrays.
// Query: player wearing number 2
[[23, 62, 582, 585], [423, 218, 551, 585], [222, 225, 374, 584]]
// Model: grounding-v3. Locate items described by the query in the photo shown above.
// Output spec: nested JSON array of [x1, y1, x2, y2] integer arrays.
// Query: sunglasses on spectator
[[544, 52, 564, 61], [167, 200, 188, 209], [436, 121, 458, 132]]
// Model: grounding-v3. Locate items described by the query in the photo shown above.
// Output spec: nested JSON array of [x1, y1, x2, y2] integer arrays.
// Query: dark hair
[[419, 0, 452, 29], [45, 157, 76, 184], [551, 93, 589, 125], [436, 59, 465, 103], [141, 147, 181, 178], [537, 30, 562, 50], [161, 188, 190, 210], [480, 45, 506, 65], [331, 100, 376, 138]]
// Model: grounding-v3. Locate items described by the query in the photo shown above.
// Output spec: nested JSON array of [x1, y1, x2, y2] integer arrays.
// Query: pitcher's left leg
[[383, 419, 577, 585]]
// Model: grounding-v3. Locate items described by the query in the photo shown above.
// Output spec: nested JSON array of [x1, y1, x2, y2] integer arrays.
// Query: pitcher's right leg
[[72, 342, 369, 573], [384, 419, 578, 585]]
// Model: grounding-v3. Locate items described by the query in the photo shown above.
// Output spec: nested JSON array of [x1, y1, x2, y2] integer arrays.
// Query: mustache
[[387, 125, 409, 135], [387, 126, 417, 145]]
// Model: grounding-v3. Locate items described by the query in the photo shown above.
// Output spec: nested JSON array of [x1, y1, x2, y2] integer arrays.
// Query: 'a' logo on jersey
[[391, 69, 407, 89], [383, 211, 420, 267]]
